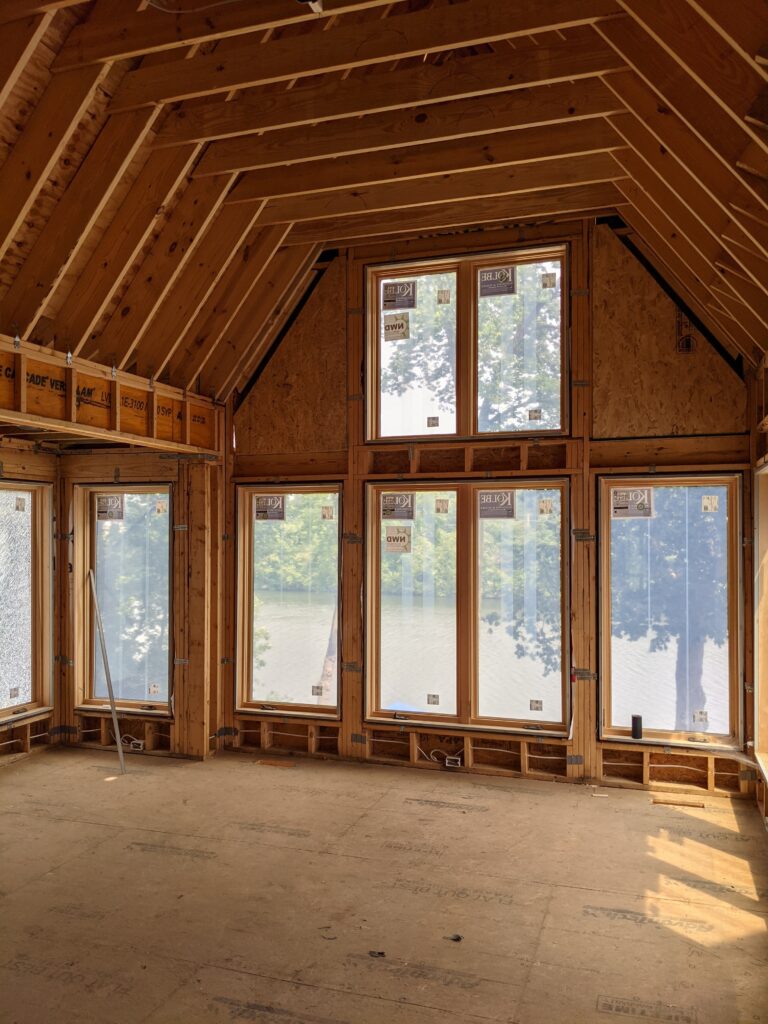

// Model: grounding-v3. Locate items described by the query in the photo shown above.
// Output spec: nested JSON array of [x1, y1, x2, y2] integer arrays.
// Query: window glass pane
[[477, 487, 563, 721], [0, 489, 33, 709], [94, 491, 170, 702], [379, 490, 457, 715], [251, 491, 339, 707], [609, 484, 731, 735], [477, 258, 562, 433], [379, 270, 457, 437]]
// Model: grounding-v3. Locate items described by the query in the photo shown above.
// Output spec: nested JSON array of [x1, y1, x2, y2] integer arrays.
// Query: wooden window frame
[[754, 467, 768, 774], [365, 479, 569, 735], [236, 483, 343, 719], [366, 244, 569, 443], [0, 481, 53, 722], [74, 483, 173, 712], [599, 474, 742, 749]]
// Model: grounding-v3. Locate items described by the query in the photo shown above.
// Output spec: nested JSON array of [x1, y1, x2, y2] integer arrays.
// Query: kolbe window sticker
[[479, 266, 516, 297], [479, 490, 516, 519], [382, 493, 414, 520], [382, 280, 417, 310], [97, 494, 124, 521], [611, 487, 654, 518], [254, 494, 285, 521]]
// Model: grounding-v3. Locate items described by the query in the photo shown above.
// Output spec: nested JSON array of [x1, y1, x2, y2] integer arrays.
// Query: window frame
[[75, 483, 174, 712], [0, 481, 53, 722], [753, 466, 768, 775], [366, 244, 569, 443], [599, 473, 742, 749], [365, 478, 570, 734], [236, 483, 343, 719]]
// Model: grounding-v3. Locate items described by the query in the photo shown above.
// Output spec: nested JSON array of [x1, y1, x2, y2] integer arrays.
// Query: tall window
[[0, 484, 51, 716], [238, 486, 341, 714], [87, 487, 171, 705], [368, 246, 565, 440], [367, 481, 568, 731], [600, 476, 740, 745]]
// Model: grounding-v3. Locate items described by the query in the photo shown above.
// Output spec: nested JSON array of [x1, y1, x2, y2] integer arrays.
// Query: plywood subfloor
[[0, 748, 766, 1024]]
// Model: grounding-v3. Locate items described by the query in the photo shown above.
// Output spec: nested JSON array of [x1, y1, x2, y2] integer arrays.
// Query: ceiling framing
[[0, 0, 765, 407]]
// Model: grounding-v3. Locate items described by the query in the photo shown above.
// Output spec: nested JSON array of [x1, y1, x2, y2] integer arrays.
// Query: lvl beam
[[82, 173, 236, 370], [163, 223, 291, 388], [109, 0, 622, 110], [0, 1, 80, 22], [0, 62, 108, 257], [1, 107, 161, 337], [155, 33, 624, 148], [54, 146, 198, 355]]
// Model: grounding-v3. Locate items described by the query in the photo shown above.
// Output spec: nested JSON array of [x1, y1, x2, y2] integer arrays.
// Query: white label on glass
[[529, 699, 543, 711], [528, 408, 542, 421], [383, 312, 410, 341], [479, 266, 516, 297], [321, 505, 334, 520], [541, 272, 557, 288], [426, 694, 440, 706], [9, 686, 19, 700], [437, 289, 451, 304], [435, 498, 449, 514], [692, 709, 709, 725], [427, 416, 439, 428], [611, 487, 654, 519], [97, 494, 123, 521], [148, 683, 160, 696], [382, 493, 414, 520], [15, 497, 25, 512], [385, 524, 411, 553], [479, 490, 516, 519], [702, 495, 719, 513], [155, 499, 168, 515], [382, 280, 417, 309], [312, 684, 324, 696], [254, 495, 285, 521], [539, 498, 554, 515]]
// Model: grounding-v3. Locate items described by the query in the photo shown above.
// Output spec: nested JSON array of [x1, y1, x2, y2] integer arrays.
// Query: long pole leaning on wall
[[88, 569, 126, 775]]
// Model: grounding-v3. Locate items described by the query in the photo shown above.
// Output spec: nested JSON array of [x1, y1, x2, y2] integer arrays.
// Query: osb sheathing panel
[[235, 257, 347, 455], [591, 225, 747, 439]]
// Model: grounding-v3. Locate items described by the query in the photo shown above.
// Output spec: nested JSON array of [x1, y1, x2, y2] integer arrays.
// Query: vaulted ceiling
[[0, 0, 766, 404]]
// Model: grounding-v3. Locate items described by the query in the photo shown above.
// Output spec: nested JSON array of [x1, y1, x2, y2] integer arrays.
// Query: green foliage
[[95, 492, 169, 700], [251, 492, 339, 595]]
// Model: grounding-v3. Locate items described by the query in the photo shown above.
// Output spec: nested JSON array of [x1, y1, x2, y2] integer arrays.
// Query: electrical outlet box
[[129, 739, 145, 751], [444, 755, 462, 768]]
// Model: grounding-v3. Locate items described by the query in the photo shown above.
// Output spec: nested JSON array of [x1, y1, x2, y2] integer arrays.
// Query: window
[[367, 481, 568, 730], [238, 486, 341, 714], [755, 468, 768, 772], [368, 246, 565, 440], [0, 483, 52, 717], [83, 487, 172, 706], [600, 476, 740, 745]]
